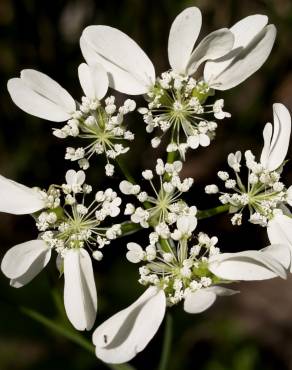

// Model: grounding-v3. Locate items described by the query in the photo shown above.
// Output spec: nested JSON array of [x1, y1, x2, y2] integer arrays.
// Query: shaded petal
[[187, 28, 234, 75], [64, 248, 97, 331], [268, 214, 292, 271], [92, 287, 166, 364], [260, 103, 291, 171], [1, 240, 51, 287], [168, 7, 202, 74], [260, 122, 273, 169], [80, 27, 155, 95], [204, 15, 268, 83], [184, 286, 237, 314], [261, 243, 291, 270], [0, 174, 45, 215], [205, 25, 276, 90], [209, 246, 287, 280], [204, 14, 276, 90], [8, 70, 76, 122], [78, 63, 109, 100]]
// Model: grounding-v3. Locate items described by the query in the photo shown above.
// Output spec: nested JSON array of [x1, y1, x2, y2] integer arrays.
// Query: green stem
[[197, 204, 229, 219], [20, 306, 135, 370], [120, 221, 142, 236], [159, 238, 173, 253], [158, 313, 173, 370], [20, 306, 94, 353], [116, 158, 136, 183], [166, 150, 177, 164]]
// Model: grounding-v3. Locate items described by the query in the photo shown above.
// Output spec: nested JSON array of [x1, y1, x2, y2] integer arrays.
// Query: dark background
[[1, 0, 292, 369]]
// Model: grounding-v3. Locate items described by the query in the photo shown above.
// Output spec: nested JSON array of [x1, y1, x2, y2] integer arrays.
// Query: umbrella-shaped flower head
[[0, 170, 122, 330], [206, 103, 291, 227], [7, 64, 136, 175], [92, 223, 289, 364], [81, 7, 276, 158]]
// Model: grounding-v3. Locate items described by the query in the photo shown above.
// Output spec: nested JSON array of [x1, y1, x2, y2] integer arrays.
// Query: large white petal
[[184, 286, 237, 314], [260, 103, 291, 171], [0, 174, 45, 215], [187, 28, 234, 75], [168, 7, 202, 74], [63, 248, 97, 331], [92, 286, 166, 364], [205, 24, 276, 90], [78, 63, 109, 100], [80, 27, 155, 95], [204, 15, 268, 84], [209, 246, 287, 281], [268, 215, 292, 271], [8, 70, 76, 122], [1, 240, 51, 287], [261, 243, 291, 270]]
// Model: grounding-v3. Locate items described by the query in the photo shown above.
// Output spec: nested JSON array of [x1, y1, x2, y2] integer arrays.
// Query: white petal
[[8, 70, 76, 122], [76, 170, 86, 185], [268, 215, 292, 271], [1, 240, 51, 287], [260, 122, 273, 169], [187, 28, 234, 75], [204, 15, 268, 84], [119, 180, 133, 195], [64, 248, 97, 331], [80, 27, 155, 95], [287, 186, 292, 206], [0, 174, 45, 215], [260, 103, 291, 171], [78, 63, 109, 100], [126, 243, 143, 263], [261, 243, 291, 270], [176, 215, 197, 234], [184, 286, 237, 314], [168, 7, 202, 74], [92, 286, 166, 364], [209, 247, 287, 280], [205, 24, 276, 90]]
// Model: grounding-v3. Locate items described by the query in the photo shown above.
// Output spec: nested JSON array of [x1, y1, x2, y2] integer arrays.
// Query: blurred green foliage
[[1, 0, 292, 369]]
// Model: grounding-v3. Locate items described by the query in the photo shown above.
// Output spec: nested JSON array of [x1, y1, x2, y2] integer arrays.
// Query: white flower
[[92, 286, 166, 364], [227, 151, 242, 172], [260, 103, 291, 171], [204, 15, 276, 90], [0, 173, 122, 332], [126, 243, 145, 263], [65, 169, 86, 193], [81, 8, 275, 95], [175, 215, 197, 239]]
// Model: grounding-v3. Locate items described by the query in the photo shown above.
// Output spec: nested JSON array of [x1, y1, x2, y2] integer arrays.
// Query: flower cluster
[[127, 222, 221, 306], [206, 104, 292, 227], [120, 159, 196, 231], [8, 65, 136, 176], [2, 4, 291, 368], [38, 169, 122, 253], [139, 71, 230, 159], [59, 95, 135, 175], [0, 169, 121, 331]]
